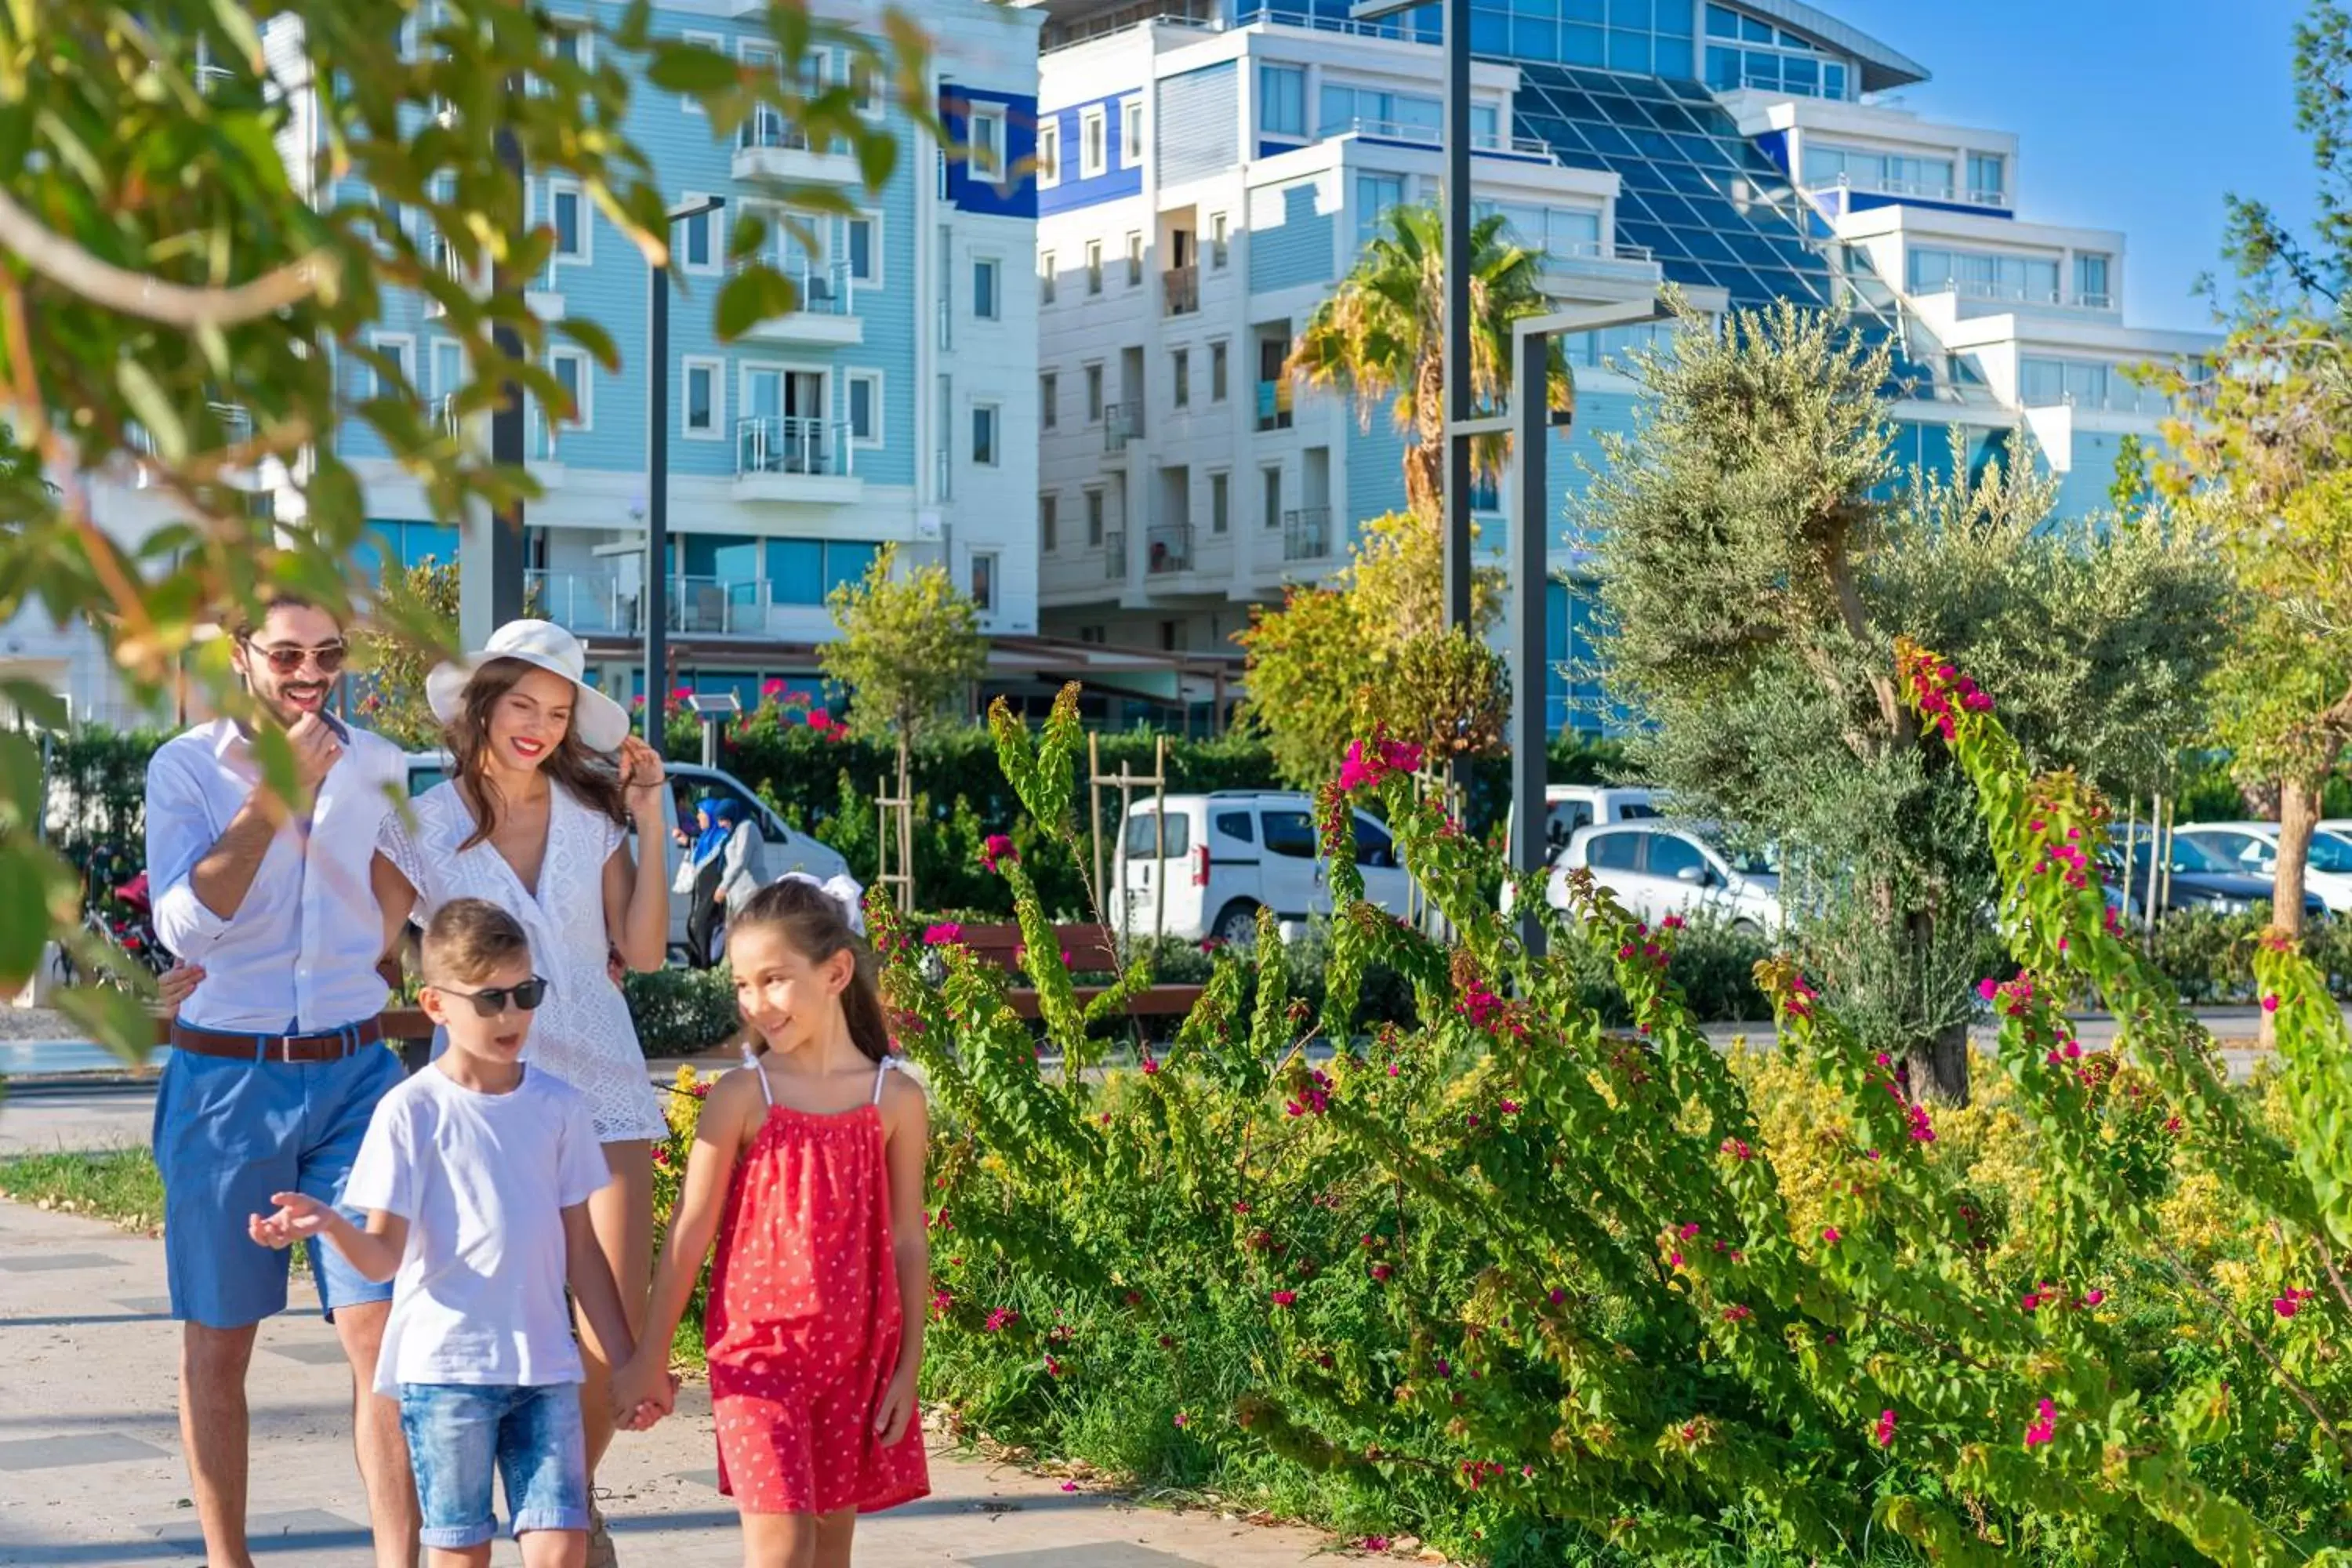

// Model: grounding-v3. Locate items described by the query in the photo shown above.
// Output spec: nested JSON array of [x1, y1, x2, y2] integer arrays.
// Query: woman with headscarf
[[684, 797, 758, 967]]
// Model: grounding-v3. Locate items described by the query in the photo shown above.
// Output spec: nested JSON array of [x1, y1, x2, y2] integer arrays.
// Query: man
[[146, 597, 417, 1568]]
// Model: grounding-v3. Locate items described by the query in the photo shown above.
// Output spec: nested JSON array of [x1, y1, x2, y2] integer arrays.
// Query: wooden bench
[[956, 924, 1205, 1022]]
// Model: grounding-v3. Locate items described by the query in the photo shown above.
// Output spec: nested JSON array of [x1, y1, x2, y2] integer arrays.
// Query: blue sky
[[1832, 0, 2317, 333]]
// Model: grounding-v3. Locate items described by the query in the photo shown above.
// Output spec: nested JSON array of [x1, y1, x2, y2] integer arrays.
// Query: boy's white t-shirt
[[343, 1063, 613, 1396]]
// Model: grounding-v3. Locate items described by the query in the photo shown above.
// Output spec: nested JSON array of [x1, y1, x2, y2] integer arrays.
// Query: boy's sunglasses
[[246, 638, 348, 675], [435, 977, 550, 1017]]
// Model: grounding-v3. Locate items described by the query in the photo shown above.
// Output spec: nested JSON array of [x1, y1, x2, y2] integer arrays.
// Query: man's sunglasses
[[434, 977, 550, 1017], [245, 639, 348, 675]]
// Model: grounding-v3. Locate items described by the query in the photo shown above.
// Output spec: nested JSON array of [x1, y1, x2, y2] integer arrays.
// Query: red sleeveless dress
[[704, 1058, 929, 1515]]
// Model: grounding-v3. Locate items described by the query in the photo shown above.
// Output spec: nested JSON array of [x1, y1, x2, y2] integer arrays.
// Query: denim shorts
[[152, 1040, 403, 1327], [397, 1382, 590, 1548]]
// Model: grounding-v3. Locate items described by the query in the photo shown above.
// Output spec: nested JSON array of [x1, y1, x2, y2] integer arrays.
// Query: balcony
[[423, 233, 470, 318], [524, 260, 567, 321], [1102, 402, 1139, 456], [1806, 172, 2010, 212], [433, 394, 461, 441], [1254, 379, 1293, 432], [734, 416, 862, 503], [1104, 529, 1127, 580], [526, 570, 835, 640], [1145, 523, 1193, 575], [1324, 114, 1559, 165], [1163, 264, 1198, 317], [734, 111, 861, 185], [531, 410, 565, 477], [1282, 506, 1330, 562], [1915, 276, 2111, 312], [740, 258, 862, 347]]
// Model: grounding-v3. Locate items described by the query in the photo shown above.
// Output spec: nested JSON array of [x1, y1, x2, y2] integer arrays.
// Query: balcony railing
[[524, 570, 840, 639], [1536, 237, 1655, 266], [1163, 264, 1198, 316], [1281, 506, 1330, 562], [1104, 529, 1127, 579], [1146, 523, 1193, 574], [532, 409, 563, 463], [433, 394, 460, 439], [736, 415, 851, 479], [1918, 277, 2109, 310], [1254, 378, 1292, 431], [740, 111, 813, 154], [1325, 115, 1559, 165], [1103, 402, 1139, 453], [765, 255, 855, 318]]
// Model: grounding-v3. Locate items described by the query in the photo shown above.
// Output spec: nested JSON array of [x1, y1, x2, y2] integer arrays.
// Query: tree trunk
[[2267, 775, 2321, 1048], [1911, 1020, 1972, 1109]]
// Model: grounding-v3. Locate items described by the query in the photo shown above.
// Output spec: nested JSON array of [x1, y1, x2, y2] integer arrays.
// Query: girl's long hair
[[729, 877, 889, 1064], [445, 656, 630, 851]]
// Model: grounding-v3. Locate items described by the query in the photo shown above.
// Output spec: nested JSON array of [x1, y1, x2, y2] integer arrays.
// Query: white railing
[[1329, 116, 1559, 166], [1920, 277, 2107, 309], [1809, 172, 1959, 203], [740, 110, 812, 154], [735, 415, 852, 480], [768, 255, 854, 318], [532, 408, 561, 463], [1537, 238, 1656, 266], [433, 394, 460, 438]]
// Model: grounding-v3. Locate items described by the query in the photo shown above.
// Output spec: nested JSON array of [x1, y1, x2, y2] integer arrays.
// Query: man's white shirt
[[146, 717, 406, 1033]]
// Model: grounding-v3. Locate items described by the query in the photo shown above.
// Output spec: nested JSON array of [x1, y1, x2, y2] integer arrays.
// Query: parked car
[[1500, 784, 1660, 867], [1114, 790, 1415, 944], [2174, 822, 2352, 914], [2098, 829, 2327, 923], [1546, 819, 1783, 935], [401, 752, 849, 960]]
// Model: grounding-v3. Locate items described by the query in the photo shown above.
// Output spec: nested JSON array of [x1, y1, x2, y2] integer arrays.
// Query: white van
[[1114, 790, 1414, 943], [401, 753, 848, 960]]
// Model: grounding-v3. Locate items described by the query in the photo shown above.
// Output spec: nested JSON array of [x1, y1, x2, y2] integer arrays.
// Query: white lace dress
[[379, 781, 668, 1144]]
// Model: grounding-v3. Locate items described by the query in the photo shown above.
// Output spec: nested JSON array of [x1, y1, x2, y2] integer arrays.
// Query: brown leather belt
[[169, 1016, 386, 1063]]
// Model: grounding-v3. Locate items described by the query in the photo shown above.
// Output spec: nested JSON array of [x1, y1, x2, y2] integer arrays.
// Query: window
[[1318, 83, 1441, 141], [430, 339, 463, 402], [1120, 96, 1144, 167], [1213, 810, 1254, 843], [1040, 493, 1058, 552], [1080, 106, 1108, 178], [368, 334, 414, 401], [1800, 143, 1954, 198], [970, 550, 997, 611], [1171, 347, 1190, 409], [1085, 239, 1103, 295], [1123, 811, 1191, 859], [1210, 340, 1229, 402], [1210, 211, 1229, 268], [1259, 64, 1305, 136], [846, 370, 881, 445], [845, 214, 880, 285], [1037, 122, 1062, 187], [1355, 818, 1398, 869], [679, 193, 719, 274], [1586, 830, 1641, 873], [1084, 363, 1104, 421], [1125, 230, 1144, 286], [1261, 810, 1317, 859], [1906, 246, 2059, 304], [1261, 465, 1282, 530], [1967, 152, 2006, 203], [1646, 835, 1708, 883], [971, 401, 1000, 466], [682, 356, 723, 438], [1209, 470, 1229, 534], [1354, 173, 1404, 250], [549, 347, 590, 428], [547, 180, 587, 261], [1085, 487, 1105, 546], [761, 539, 880, 607], [968, 103, 1006, 183], [1039, 249, 1056, 305], [973, 256, 1000, 321], [1040, 372, 1058, 431], [2074, 252, 2112, 307], [848, 56, 883, 118], [680, 31, 724, 113]]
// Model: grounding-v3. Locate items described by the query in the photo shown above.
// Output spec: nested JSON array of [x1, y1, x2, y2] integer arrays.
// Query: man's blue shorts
[[152, 1041, 404, 1328]]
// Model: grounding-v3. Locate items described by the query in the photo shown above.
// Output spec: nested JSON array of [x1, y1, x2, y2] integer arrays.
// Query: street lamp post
[[459, 125, 531, 651], [644, 195, 727, 742]]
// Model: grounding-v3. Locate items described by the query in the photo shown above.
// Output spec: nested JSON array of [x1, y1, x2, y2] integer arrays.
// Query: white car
[[2178, 821, 2352, 915], [1114, 790, 1415, 944], [1547, 819, 1783, 935], [1502, 784, 1660, 867], [402, 752, 848, 960]]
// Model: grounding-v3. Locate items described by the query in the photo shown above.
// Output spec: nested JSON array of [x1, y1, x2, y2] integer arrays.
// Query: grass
[[0, 1145, 165, 1233]]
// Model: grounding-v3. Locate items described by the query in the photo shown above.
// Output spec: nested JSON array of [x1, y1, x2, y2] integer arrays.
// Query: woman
[[684, 797, 760, 967], [369, 619, 667, 1568]]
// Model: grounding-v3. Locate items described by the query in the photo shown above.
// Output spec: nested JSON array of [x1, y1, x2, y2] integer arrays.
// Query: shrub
[[872, 670, 2352, 1567], [622, 967, 739, 1058]]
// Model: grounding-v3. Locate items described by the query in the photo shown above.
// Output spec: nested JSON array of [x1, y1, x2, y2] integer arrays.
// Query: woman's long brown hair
[[730, 877, 890, 1064], [445, 656, 630, 851]]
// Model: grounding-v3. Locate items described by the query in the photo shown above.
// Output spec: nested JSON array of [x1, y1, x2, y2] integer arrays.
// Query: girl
[[616, 876, 930, 1568], [370, 619, 669, 1568]]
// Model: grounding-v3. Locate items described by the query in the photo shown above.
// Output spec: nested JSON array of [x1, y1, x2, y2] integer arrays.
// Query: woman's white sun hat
[[425, 618, 633, 754]]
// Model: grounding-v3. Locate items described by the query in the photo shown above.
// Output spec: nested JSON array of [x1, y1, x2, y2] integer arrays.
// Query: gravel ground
[[0, 1005, 79, 1040]]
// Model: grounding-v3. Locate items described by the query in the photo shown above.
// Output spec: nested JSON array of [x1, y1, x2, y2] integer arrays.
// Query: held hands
[[610, 1352, 679, 1432], [247, 1191, 336, 1251]]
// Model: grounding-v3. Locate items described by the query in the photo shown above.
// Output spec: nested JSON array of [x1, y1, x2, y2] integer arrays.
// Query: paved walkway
[[0, 1201, 1348, 1567]]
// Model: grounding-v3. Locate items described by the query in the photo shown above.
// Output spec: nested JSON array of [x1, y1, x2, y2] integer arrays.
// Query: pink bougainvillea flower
[[1172, 1411, 1189, 1428], [1060, 1479, 1077, 1492], [2274, 1289, 2314, 1318], [2261, 993, 2281, 1013], [1361, 1537, 1392, 1553], [1269, 1289, 1297, 1307], [1044, 1354, 1064, 1377], [1679, 1222, 1700, 1240], [1976, 977, 2000, 1002], [1498, 1098, 1521, 1115], [1907, 1104, 1937, 1144], [980, 833, 1018, 872], [2024, 1398, 2057, 1447], [922, 921, 964, 946], [1873, 1409, 1897, 1448], [1820, 1227, 1841, 1245], [984, 1307, 1018, 1333], [1722, 1303, 1752, 1323], [1140, 1054, 1160, 1076], [1370, 1262, 1393, 1282], [806, 706, 833, 731], [2080, 1289, 2106, 1307]]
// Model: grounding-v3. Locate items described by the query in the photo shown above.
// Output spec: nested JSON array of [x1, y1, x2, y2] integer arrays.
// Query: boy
[[250, 899, 670, 1568]]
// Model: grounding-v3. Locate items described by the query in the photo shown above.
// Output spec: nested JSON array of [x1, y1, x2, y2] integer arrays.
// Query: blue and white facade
[[331, 0, 1044, 706], [1022, 0, 2214, 731]]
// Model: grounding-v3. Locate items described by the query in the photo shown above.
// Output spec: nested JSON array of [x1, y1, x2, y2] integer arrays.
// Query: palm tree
[[1285, 201, 1571, 521]]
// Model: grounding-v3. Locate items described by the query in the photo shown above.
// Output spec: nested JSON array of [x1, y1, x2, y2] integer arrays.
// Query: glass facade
[[1702, 3, 1850, 97]]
